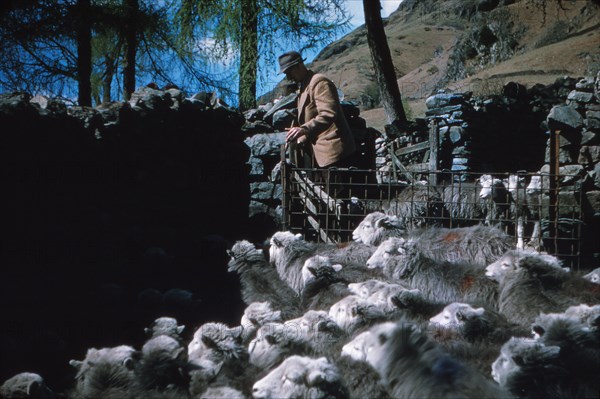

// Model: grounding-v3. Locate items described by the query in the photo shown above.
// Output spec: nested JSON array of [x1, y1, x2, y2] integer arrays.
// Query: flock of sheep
[[2, 206, 599, 398]]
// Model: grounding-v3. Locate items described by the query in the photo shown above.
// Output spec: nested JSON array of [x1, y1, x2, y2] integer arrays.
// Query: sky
[[258, 0, 403, 97]]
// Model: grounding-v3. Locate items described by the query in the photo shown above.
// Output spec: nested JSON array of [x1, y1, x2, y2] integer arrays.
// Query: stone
[[448, 126, 464, 144], [247, 157, 264, 176], [581, 130, 600, 146], [567, 90, 594, 103], [272, 109, 296, 131], [545, 142, 575, 164], [547, 105, 584, 132], [540, 164, 585, 186], [425, 104, 464, 116], [129, 86, 172, 111], [578, 146, 600, 165], [244, 108, 266, 122], [250, 182, 282, 201], [593, 162, 600, 189], [244, 132, 286, 157], [575, 77, 595, 91], [0, 91, 34, 115], [585, 117, 600, 132], [585, 191, 600, 217], [263, 93, 297, 123], [425, 93, 467, 109]]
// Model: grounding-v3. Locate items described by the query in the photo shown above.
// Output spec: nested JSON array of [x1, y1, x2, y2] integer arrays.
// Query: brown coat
[[298, 71, 356, 167]]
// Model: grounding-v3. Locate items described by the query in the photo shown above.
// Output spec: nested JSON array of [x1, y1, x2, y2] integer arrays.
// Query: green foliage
[[360, 81, 381, 110]]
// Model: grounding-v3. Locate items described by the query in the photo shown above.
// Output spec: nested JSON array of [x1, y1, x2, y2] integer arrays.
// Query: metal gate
[[280, 146, 583, 269]]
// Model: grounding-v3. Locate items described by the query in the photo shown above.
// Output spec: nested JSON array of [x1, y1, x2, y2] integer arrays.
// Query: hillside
[[298, 0, 600, 130]]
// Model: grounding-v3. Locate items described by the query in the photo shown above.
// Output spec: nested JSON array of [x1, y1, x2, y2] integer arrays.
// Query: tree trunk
[[238, 0, 258, 111], [363, 0, 406, 125], [76, 0, 92, 106], [123, 0, 138, 101], [102, 52, 117, 103]]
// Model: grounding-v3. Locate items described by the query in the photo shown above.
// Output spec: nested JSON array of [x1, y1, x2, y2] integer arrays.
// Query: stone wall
[[0, 87, 250, 387], [376, 73, 600, 263]]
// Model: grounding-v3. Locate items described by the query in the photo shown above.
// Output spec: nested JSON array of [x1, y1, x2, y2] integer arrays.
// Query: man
[[279, 51, 356, 169]]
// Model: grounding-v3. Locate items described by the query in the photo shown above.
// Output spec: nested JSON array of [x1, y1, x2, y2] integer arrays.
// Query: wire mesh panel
[[281, 164, 583, 269]]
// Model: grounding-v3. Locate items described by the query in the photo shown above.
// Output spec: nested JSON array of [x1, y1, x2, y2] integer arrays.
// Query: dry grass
[[306, 0, 600, 128]]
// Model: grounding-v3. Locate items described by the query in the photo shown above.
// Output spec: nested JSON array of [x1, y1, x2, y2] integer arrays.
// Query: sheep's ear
[[272, 237, 282, 247], [265, 334, 278, 345], [532, 324, 545, 337], [27, 380, 40, 396], [473, 307, 485, 317], [376, 216, 393, 229], [351, 305, 365, 317], [316, 320, 338, 334], [295, 233, 303, 240], [173, 346, 186, 360], [377, 332, 388, 345], [307, 266, 318, 276], [123, 357, 136, 370], [332, 264, 343, 272], [201, 335, 219, 349], [390, 295, 405, 309], [512, 355, 525, 366], [69, 359, 83, 369], [306, 370, 325, 386], [177, 325, 185, 334], [230, 326, 243, 338], [456, 311, 466, 322]]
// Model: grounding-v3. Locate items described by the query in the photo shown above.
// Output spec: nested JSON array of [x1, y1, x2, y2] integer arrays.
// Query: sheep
[[491, 337, 591, 398], [486, 249, 600, 318], [333, 355, 393, 399], [533, 314, 600, 393], [134, 335, 189, 394], [347, 279, 391, 298], [352, 212, 406, 246], [0, 372, 55, 399], [347, 280, 439, 320], [248, 322, 310, 371], [197, 386, 245, 398], [268, 231, 377, 294], [478, 174, 513, 221], [240, 301, 283, 344], [563, 303, 600, 329], [525, 174, 544, 231], [187, 322, 255, 397], [144, 316, 185, 343], [299, 254, 388, 311], [68, 345, 140, 399], [283, 310, 344, 356], [328, 294, 390, 334], [484, 249, 576, 325], [382, 181, 446, 228], [442, 178, 490, 227], [506, 174, 543, 250], [227, 240, 301, 319], [366, 321, 510, 399], [251, 355, 348, 399], [429, 302, 528, 343], [583, 267, 600, 284], [366, 224, 513, 268], [374, 239, 499, 310]]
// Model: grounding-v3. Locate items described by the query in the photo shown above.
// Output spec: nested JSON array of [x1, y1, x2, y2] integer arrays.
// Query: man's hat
[[278, 51, 305, 74]]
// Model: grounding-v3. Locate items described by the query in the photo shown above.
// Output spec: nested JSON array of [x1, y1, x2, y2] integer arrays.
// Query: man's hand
[[286, 126, 308, 142]]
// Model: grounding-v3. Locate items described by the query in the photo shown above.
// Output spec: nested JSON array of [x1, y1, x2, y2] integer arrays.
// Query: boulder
[[547, 104, 584, 132]]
